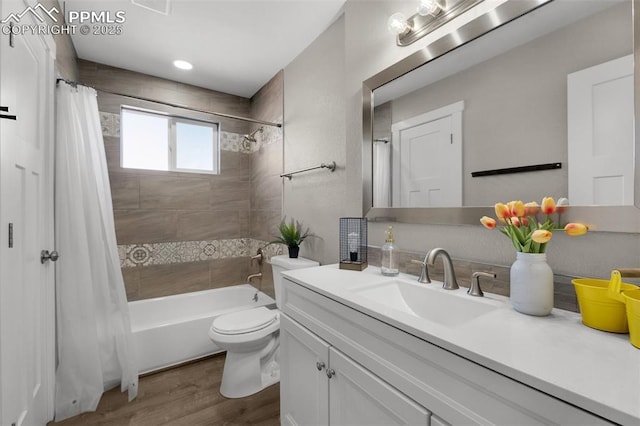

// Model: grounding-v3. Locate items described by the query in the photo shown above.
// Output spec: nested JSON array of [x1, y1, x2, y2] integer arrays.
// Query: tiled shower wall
[[79, 60, 283, 301]]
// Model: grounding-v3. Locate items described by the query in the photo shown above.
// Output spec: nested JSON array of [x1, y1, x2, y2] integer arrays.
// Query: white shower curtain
[[54, 82, 138, 420], [373, 141, 391, 207]]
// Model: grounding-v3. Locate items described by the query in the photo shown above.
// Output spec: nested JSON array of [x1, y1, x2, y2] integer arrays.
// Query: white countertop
[[283, 264, 640, 425]]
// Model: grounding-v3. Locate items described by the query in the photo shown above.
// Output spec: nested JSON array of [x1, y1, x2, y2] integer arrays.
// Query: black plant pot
[[288, 245, 300, 258]]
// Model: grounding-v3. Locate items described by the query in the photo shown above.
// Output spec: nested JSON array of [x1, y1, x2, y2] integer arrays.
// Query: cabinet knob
[[326, 368, 335, 379], [316, 361, 325, 371]]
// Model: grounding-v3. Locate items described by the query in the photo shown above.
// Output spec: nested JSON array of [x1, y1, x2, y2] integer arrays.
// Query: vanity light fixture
[[173, 60, 193, 70], [388, 0, 484, 46]]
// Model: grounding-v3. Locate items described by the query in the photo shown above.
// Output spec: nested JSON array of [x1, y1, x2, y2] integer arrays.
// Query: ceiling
[[64, 0, 346, 98]]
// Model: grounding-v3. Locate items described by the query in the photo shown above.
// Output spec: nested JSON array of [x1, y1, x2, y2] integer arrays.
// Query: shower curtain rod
[[55, 78, 282, 128]]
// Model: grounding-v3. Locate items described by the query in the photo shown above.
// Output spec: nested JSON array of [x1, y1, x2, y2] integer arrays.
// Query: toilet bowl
[[208, 255, 319, 398]]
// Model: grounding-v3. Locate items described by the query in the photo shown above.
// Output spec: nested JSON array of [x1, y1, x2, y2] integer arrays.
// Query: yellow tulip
[[524, 201, 539, 216], [564, 223, 588, 236], [510, 200, 525, 218], [541, 197, 556, 215], [531, 229, 552, 243], [480, 216, 497, 229], [495, 202, 510, 219]]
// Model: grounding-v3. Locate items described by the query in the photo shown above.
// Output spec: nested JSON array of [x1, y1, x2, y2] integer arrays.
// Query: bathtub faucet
[[247, 273, 262, 284]]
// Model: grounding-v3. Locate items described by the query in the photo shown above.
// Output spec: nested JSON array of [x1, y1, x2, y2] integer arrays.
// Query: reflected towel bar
[[281, 161, 336, 180], [471, 162, 561, 177]]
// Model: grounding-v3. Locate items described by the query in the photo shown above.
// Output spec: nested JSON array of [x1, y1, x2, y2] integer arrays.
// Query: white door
[[392, 102, 463, 207], [280, 314, 330, 426], [567, 55, 634, 205], [328, 348, 430, 426], [0, 1, 56, 424]]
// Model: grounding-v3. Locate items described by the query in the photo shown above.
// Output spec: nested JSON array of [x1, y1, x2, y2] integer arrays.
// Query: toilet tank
[[271, 255, 319, 308]]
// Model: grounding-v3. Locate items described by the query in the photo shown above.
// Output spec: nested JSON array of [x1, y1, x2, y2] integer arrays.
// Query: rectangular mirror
[[363, 0, 640, 232]]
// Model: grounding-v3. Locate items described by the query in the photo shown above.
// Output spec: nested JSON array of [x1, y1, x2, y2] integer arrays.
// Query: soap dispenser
[[381, 226, 399, 276]]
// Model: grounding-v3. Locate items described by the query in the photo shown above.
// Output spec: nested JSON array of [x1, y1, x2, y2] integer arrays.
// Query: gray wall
[[283, 15, 347, 265], [282, 0, 640, 280]]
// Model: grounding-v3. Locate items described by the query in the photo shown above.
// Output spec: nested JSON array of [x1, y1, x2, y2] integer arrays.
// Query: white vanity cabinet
[[280, 314, 431, 426], [280, 276, 613, 426]]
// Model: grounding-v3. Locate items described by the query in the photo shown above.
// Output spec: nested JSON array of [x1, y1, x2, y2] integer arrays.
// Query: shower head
[[242, 127, 264, 143], [240, 127, 264, 151]]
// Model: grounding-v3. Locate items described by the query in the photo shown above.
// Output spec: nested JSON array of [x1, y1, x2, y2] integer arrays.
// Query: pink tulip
[[511, 217, 521, 228], [524, 202, 539, 216]]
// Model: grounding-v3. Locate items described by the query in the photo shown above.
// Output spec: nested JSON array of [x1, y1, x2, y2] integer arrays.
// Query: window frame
[[120, 105, 221, 175]]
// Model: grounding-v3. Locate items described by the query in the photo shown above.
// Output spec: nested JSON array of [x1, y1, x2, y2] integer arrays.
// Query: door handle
[[316, 361, 325, 371], [0, 106, 16, 120], [40, 250, 59, 264]]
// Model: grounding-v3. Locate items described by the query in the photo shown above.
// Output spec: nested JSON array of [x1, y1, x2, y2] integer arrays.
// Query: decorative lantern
[[339, 218, 368, 271]]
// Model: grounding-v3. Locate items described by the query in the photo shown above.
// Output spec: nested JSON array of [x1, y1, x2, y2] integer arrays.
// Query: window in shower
[[120, 106, 220, 174]]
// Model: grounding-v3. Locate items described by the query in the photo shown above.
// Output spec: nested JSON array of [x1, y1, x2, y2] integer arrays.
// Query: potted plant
[[271, 217, 312, 258], [480, 197, 589, 316]]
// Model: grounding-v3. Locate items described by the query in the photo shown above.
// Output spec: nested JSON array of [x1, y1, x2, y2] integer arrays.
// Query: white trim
[[391, 101, 465, 133]]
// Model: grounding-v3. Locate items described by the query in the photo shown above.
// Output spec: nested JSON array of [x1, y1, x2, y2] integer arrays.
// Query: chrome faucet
[[426, 248, 459, 290]]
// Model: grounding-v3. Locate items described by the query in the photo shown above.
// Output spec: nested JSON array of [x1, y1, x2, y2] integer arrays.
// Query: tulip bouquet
[[480, 197, 588, 253]]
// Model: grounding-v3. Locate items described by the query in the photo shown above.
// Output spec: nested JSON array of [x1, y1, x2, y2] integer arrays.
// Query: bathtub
[[129, 284, 275, 374]]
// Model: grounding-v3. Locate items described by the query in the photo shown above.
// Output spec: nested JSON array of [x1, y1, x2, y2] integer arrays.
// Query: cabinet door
[[280, 314, 330, 426], [328, 348, 430, 426]]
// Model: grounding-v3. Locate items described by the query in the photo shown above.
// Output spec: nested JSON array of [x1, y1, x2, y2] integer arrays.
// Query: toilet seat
[[212, 307, 278, 335]]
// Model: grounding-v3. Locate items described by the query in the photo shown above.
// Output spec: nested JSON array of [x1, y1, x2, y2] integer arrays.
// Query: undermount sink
[[351, 279, 500, 327]]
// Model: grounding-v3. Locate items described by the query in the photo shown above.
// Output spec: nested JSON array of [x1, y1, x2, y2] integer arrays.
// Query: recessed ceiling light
[[173, 60, 193, 70]]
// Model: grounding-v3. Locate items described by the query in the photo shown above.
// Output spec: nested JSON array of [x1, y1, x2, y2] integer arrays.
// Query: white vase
[[509, 252, 554, 316]]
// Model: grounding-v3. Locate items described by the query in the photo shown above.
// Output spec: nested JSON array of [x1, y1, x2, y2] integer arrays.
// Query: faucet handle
[[469, 271, 496, 297], [410, 259, 431, 283], [251, 248, 264, 266]]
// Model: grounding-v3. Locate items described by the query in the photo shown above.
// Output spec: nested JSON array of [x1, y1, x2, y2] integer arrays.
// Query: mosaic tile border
[[100, 111, 282, 154], [118, 238, 283, 268]]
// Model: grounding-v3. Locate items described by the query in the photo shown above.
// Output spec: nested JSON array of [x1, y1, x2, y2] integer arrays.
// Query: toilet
[[208, 255, 319, 398]]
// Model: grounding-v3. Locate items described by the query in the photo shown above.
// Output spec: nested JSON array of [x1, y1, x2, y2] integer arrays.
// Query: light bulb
[[417, 0, 443, 16], [173, 60, 193, 70], [387, 12, 411, 35]]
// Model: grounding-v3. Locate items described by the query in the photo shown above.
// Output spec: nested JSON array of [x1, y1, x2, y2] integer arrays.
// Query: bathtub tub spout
[[247, 273, 262, 283]]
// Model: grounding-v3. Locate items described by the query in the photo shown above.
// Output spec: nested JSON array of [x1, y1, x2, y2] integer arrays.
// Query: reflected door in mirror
[[391, 102, 462, 207], [568, 54, 634, 206]]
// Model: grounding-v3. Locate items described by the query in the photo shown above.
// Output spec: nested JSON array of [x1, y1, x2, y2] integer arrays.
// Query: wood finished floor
[[48, 354, 280, 426]]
